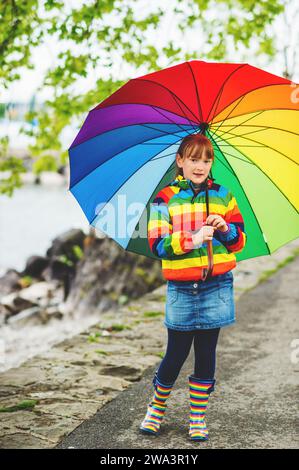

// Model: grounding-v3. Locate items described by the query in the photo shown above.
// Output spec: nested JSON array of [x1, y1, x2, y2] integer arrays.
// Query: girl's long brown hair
[[175, 133, 214, 178]]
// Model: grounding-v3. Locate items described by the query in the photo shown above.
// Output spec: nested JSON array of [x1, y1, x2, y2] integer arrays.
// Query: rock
[[14, 281, 57, 304], [21, 256, 49, 279], [0, 433, 53, 449], [6, 306, 42, 325], [63, 236, 164, 316], [0, 304, 7, 326], [49, 259, 73, 280], [7, 305, 64, 326], [43, 229, 86, 300], [0, 269, 22, 297], [98, 364, 143, 381], [0, 408, 81, 443], [45, 306, 64, 320], [96, 297, 115, 313], [46, 229, 85, 261], [101, 330, 112, 337], [47, 259, 75, 301], [1, 292, 37, 317], [0, 281, 62, 320]]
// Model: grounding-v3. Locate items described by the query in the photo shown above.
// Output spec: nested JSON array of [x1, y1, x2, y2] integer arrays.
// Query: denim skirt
[[165, 270, 235, 331]]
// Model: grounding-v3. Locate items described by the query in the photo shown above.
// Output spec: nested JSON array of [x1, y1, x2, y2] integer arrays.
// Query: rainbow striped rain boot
[[188, 375, 216, 441], [139, 371, 175, 435]]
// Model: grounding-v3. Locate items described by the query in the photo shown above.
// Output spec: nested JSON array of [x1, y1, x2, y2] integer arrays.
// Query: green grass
[[143, 311, 164, 318], [18, 275, 33, 288], [94, 349, 110, 356], [87, 324, 132, 342], [156, 352, 165, 359], [72, 244, 83, 260], [258, 247, 299, 283], [0, 400, 38, 412], [127, 305, 142, 312], [110, 323, 132, 331], [87, 334, 100, 343], [237, 247, 299, 297]]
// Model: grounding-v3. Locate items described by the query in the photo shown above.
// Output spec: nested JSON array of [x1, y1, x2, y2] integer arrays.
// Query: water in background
[[0, 182, 89, 275]]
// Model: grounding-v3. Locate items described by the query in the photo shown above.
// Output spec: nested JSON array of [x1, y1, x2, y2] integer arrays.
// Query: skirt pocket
[[166, 284, 178, 305], [217, 271, 233, 302]]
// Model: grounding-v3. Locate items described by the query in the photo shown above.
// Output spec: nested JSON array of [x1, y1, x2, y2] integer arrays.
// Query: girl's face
[[176, 149, 213, 184]]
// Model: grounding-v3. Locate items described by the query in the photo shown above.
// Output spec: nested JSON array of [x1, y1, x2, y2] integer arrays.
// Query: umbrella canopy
[[68, 60, 299, 261]]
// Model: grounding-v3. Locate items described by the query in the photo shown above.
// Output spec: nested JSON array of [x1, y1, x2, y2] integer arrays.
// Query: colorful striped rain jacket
[[147, 174, 247, 281]]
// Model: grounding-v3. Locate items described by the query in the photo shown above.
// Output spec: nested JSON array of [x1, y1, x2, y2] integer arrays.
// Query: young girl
[[139, 133, 247, 441]]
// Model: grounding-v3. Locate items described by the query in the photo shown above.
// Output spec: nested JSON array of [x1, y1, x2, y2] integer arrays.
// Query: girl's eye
[[190, 158, 211, 163]]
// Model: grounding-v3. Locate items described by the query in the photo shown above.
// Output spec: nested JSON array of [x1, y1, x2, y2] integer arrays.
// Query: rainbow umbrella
[[68, 60, 299, 262]]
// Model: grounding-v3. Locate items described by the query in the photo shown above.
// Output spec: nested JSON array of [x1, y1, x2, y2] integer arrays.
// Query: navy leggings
[[157, 327, 221, 384]]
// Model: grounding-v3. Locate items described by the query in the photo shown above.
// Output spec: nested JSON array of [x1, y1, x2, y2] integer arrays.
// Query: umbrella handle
[[201, 183, 214, 281], [202, 239, 214, 281]]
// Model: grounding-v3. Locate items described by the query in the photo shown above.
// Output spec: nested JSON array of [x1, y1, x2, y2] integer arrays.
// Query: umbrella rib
[[187, 62, 203, 122], [209, 82, 294, 130], [206, 64, 247, 125], [209, 94, 248, 138], [143, 98, 198, 134], [212, 151, 243, 177], [69, 102, 200, 151], [207, 130, 271, 254], [212, 106, 299, 127], [210, 109, 266, 139], [69, 125, 194, 190], [209, 150, 256, 165], [211, 128, 299, 167], [163, 142, 239, 177], [212, 127, 267, 145], [159, 93, 199, 133], [149, 150, 183, 161], [136, 77, 200, 125], [210, 123, 299, 140], [209, 82, 296, 137], [88, 134, 185, 227], [141, 105, 199, 135], [139, 123, 197, 138], [211, 131, 299, 216], [213, 144, 265, 147], [141, 142, 191, 145]]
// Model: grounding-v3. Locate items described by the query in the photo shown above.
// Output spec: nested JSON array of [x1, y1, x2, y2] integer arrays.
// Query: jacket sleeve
[[147, 191, 196, 258], [215, 190, 247, 254]]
